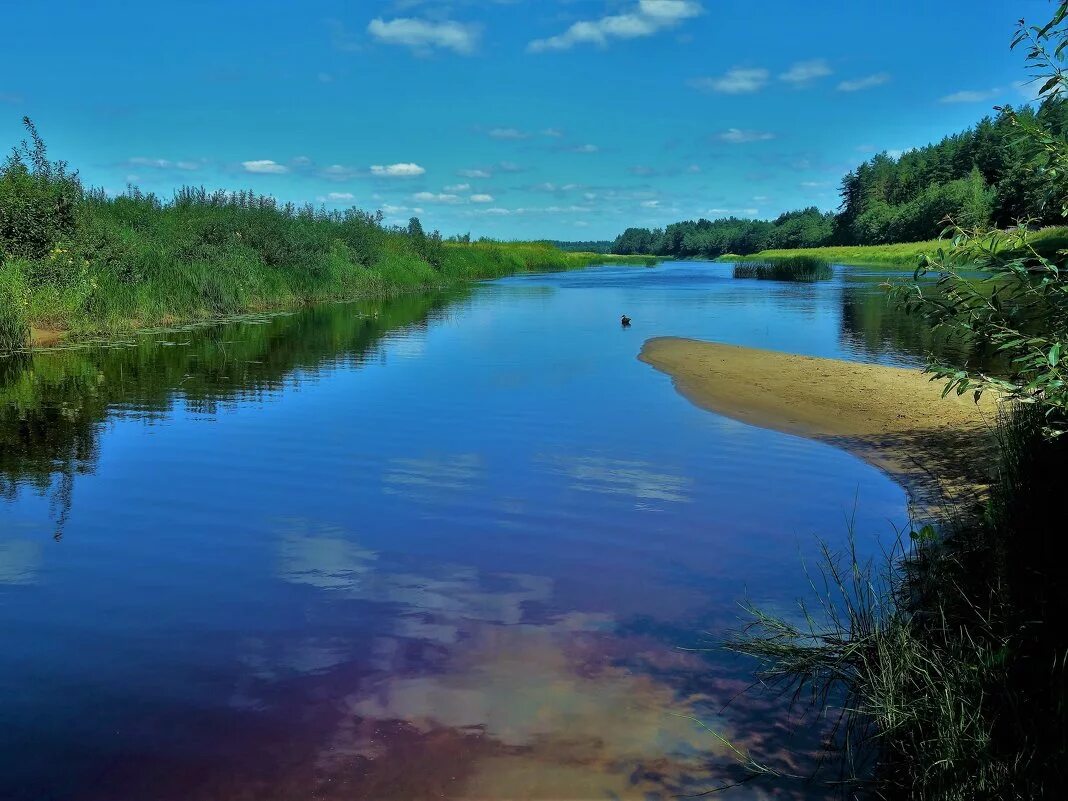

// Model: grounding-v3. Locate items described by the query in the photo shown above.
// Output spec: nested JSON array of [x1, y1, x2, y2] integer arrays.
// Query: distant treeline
[[613, 100, 1068, 258]]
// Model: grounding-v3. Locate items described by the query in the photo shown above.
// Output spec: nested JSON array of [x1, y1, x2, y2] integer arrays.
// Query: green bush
[[0, 118, 81, 261]]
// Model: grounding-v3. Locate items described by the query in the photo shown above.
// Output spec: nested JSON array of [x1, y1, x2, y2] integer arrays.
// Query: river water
[[0, 261, 945, 799]]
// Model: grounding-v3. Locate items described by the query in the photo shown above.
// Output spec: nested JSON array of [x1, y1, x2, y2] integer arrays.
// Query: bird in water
[[620, 314, 631, 327]]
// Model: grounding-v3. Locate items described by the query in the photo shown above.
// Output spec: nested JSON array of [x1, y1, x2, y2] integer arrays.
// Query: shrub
[[0, 118, 82, 260]]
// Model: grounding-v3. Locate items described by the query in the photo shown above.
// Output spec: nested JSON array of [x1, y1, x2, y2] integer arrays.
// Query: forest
[[612, 100, 1068, 258]]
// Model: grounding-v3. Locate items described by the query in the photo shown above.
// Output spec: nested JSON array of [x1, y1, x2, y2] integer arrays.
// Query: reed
[[732, 256, 832, 281]]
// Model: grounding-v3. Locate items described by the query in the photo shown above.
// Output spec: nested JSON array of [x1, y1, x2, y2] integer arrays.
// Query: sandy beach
[[640, 337, 1000, 510]]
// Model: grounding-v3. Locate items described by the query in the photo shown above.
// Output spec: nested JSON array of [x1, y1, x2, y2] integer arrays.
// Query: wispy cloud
[[528, 0, 703, 52], [317, 192, 356, 203], [689, 67, 768, 94], [370, 162, 426, 177], [413, 191, 462, 203], [542, 127, 564, 137], [458, 168, 492, 178], [570, 143, 599, 153], [470, 193, 495, 203], [242, 159, 289, 174], [444, 182, 471, 192], [368, 17, 480, 55], [780, 59, 832, 86], [718, 128, 775, 143], [836, 72, 890, 92], [940, 88, 1000, 104], [1, 91, 24, 104], [488, 127, 528, 139], [126, 157, 204, 170]]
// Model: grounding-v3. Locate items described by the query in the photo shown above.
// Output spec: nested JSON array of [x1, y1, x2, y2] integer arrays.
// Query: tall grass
[[732, 256, 832, 281], [0, 261, 29, 351], [727, 403, 1067, 799]]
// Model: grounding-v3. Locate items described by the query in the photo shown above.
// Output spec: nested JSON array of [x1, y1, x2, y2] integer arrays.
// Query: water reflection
[[547, 454, 692, 505], [0, 291, 466, 537]]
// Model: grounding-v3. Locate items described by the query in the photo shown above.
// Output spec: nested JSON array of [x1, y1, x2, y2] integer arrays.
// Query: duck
[[620, 314, 631, 327]]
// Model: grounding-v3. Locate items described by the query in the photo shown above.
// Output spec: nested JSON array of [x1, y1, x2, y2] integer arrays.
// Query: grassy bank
[[717, 226, 1068, 268], [0, 121, 649, 352]]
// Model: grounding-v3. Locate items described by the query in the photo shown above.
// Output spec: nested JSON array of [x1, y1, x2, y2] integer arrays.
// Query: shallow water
[[1, 261, 939, 799]]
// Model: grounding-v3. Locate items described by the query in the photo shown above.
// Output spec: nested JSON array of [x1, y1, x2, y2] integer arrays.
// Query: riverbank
[[639, 337, 998, 508], [3, 237, 651, 353]]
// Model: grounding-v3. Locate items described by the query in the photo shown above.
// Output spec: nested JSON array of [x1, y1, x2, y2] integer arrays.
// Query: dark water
[[1, 262, 943, 799]]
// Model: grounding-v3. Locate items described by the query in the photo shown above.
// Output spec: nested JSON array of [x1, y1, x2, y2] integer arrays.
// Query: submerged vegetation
[[731, 256, 832, 281], [727, 6, 1068, 798], [0, 120, 643, 351]]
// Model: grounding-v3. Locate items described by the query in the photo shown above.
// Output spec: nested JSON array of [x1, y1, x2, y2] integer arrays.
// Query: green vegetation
[[731, 256, 832, 281], [727, 6, 1068, 797], [0, 121, 637, 352]]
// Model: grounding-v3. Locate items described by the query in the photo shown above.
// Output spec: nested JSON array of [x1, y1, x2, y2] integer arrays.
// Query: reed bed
[[732, 256, 832, 281]]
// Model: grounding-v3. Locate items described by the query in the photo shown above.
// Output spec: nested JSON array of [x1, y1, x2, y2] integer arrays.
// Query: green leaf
[[1050, 342, 1062, 367]]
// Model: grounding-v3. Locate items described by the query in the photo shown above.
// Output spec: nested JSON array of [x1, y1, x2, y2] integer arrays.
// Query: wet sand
[[640, 337, 999, 510]]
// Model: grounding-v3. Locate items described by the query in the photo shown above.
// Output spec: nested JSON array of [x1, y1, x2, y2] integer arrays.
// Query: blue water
[[0, 261, 921, 799]]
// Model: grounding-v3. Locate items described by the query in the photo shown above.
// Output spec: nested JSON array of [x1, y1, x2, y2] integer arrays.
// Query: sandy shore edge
[[639, 337, 999, 509]]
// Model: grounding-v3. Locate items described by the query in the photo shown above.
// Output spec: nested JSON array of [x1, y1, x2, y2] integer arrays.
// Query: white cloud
[[641, 199, 660, 208], [837, 72, 891, 92], [800, 181, 829, 188], [444, 182, 471, 192], [382, 203, 424, 215], [940, 88, 999, 104], [528, 0, 703, 52], [470, 193, 494, 203], [542, 127, 564, 137], [370, 162, 426, 177], [318, 192, 356, 202], [320, 163, 362, 181], [413, 191, 462, 203], [488, 127, 528, 139], [458, 168, 492, 178], [689, 67, 768, 94], [718, 128, 775, 143], [368, 17, 479, 55], [571, 144, 599, 153], [242, 159, 289, 174], [780, 59, 832, 85]]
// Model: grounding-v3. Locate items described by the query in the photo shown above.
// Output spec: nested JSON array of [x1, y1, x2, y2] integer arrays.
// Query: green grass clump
[[0, 262, 30, 351], [732, 255, 832, 281], [727, 403, 1068, 799]]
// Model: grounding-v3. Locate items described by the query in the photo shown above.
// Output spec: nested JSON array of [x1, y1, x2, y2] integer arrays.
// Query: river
[[0, 260, 948, 799]]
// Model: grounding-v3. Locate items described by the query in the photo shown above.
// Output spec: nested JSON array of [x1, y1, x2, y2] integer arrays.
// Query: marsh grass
[[733, 256, 832, 281], [726, 403, 1068, 799]]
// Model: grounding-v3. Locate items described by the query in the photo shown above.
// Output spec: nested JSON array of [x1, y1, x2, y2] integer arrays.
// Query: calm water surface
[[1, 262, 937, 799]]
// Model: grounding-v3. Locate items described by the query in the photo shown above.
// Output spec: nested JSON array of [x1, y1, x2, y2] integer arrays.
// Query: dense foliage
[[613, 100, 1068, 259]]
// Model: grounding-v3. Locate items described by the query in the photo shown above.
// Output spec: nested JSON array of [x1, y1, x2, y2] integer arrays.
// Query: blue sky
[[0, 0, 1051, 239]]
